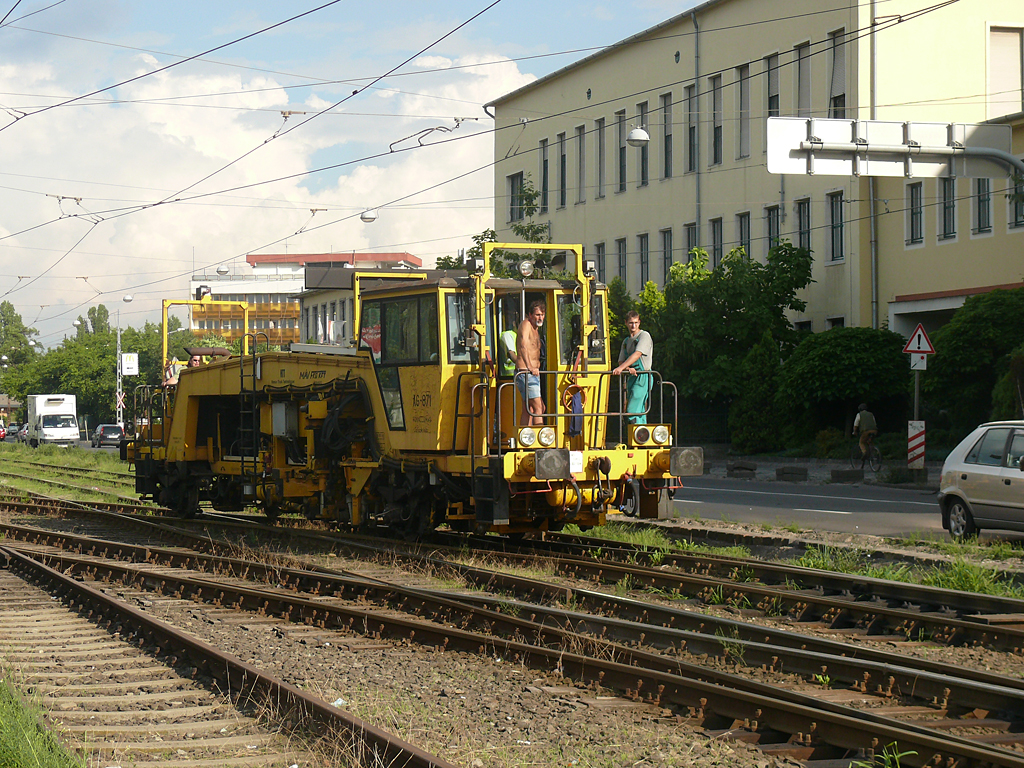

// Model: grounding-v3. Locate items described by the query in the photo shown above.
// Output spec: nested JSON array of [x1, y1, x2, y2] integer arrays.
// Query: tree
[[468, 177, 553, 278], [657, 240, 813, 402], [728, 330, 782, 453], [776, 326, 910, 440], [923, 287, 1024, 436]]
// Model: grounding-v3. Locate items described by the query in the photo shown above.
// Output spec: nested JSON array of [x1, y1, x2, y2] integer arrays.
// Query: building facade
[[189, 252, 421, 347], [294, 254, 424, 344], [487, 0, 1024, 333]]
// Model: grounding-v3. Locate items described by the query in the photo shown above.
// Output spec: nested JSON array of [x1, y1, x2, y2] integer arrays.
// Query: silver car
[[939, 420, 1024, 540]]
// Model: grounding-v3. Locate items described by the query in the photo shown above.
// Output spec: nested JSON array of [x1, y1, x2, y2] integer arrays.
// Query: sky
[[0, 0, 696, 345]]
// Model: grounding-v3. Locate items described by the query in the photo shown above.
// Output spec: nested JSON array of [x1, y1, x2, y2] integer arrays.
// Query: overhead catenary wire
[[1, 0, 988, 329]]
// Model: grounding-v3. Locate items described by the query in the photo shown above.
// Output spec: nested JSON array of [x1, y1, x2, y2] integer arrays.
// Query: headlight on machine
[[633, 425, 651, 444], [652, 425, 670, 445], [538, 427, 556, 447], [518, 427, 537, 448]]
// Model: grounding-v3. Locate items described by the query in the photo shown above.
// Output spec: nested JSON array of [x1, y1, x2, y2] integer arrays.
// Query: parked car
[[17, 423, 28, 443], [91, 424, 125, 448], [939, 420, 1024, 541], [0, 424, 6, 441]]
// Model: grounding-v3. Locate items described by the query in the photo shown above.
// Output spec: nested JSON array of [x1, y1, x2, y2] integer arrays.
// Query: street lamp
[[216, 265, 229, 276], [360, 209, 379, 223], [116, 295, 133, 427], [626, 126, 650, 147]]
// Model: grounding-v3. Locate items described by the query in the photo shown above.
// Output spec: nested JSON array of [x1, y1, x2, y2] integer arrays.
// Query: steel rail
[[0, 546, 457, 768], [6, 521, 1024, 718], [9, 543, 1024, 767], [519, 531, 1024, 619]]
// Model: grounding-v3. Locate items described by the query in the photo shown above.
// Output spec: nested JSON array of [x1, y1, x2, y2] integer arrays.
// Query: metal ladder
[[239, 333, 269, 502]]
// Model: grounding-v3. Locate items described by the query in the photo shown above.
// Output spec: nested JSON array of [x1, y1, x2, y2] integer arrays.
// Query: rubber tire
[[867, 446, 883, 473], [947, 498, 978, 541]]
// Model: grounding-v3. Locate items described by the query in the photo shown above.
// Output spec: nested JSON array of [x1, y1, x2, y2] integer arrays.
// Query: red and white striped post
[[908, 420, 925, 470]]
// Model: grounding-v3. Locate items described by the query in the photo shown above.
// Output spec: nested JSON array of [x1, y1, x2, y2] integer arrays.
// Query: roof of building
[[246, 252, 422, 268], [486, 0, 726, 108], [303, 264, 447, 292]]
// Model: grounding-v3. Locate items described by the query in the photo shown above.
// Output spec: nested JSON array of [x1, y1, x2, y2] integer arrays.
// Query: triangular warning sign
[[902, 323, 935, 355]]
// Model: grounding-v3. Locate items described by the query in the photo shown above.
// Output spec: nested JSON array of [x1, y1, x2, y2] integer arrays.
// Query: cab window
[[445, 294, 477, 365]]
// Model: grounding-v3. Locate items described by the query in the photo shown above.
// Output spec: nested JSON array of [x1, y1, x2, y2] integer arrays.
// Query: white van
[[27, 394, 79, 448]]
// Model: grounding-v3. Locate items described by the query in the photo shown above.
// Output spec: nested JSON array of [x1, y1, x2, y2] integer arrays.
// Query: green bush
[[814, 428, 847, 459]]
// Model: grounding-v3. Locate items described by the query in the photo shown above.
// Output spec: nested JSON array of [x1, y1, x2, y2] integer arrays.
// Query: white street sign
[[121, 353, 139, 376], [910, 353, 927, 371], [902, 323, 936, 355], [767, 117, 1013, 178]]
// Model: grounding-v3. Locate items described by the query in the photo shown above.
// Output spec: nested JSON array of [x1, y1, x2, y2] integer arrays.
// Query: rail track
[[4, 494, 1024, 766], [0, 546, 455, 768]]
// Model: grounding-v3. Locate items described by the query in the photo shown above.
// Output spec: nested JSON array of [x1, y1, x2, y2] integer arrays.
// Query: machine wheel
[[947, 498, 978, 541], [175, 483, 200, 520]]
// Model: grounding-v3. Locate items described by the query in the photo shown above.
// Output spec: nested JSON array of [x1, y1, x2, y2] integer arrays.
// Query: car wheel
[[947, 498, 978, 541]]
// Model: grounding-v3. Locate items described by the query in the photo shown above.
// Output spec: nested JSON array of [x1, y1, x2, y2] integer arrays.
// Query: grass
[[796, 544, 1024, 599], [0, 442, 130, 472], [0, 678, 84, 768], [565, 523, 753, 560]]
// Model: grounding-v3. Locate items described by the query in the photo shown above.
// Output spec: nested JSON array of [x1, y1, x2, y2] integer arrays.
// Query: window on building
[[638, 233, 649, 284], [737, 212, 750, 258], [616, 238, 627, 283], [685, 85, 697, 172], [765, 205, 780, 253], [989, 27, 1024, 120], [907, 182, 923, 244], [974, 178, 992, 233], [637, 101, 649, 186], [794, 320, 812, 333], [660, 228, 673, 282], [829, 30, 846, 118], [302, 308, 309, 341], [539, 139, 549, 213], [796, 43, 811, 118], [710, 218, 723, 267], [616, 111, 627, 192], [685, 222, 698, 261], [508, 172, 524, 222], [940, 177, 956, 240], [660, 93, 673, 178], [827, 191, 844, 260], [710, 75, 723, 165], [557, 132, 567, 208], [765, 54, 780, 118], [795, 198, 811, 251], [595, 242, 606, 283], [575, 125, 586, 203], [827, 317, 845, 330], [595, 118, 606, 197], [1012, 176, 1024, 228], [736, 64, 750, 158]]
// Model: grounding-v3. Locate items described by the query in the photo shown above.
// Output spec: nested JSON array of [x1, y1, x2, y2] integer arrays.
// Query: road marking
[[794, 508, 853, 516], [674, 499, 703, 504], [679, 485, 934, 507]]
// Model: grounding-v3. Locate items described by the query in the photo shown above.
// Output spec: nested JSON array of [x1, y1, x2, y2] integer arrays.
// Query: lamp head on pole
[[626, 126, 650, 148], [73, 320, 81, 328], [122, 294, 133, 304], [216, 265, 229, 276], [360, 209, 379, 223]]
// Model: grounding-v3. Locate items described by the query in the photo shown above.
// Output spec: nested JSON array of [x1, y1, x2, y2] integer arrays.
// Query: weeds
[[852, 741, 917, 768], [614, 574, 636, 597], [713, 628, 745, 664], [0, 679, 85, 768], [814, 673, 832, 689]]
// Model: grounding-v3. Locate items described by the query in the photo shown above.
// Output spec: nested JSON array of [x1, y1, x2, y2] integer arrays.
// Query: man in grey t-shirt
[[612, 310, 653, 425]]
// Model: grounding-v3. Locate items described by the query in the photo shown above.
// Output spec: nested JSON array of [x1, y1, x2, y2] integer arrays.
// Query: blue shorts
[[514, 371, 541, 401]]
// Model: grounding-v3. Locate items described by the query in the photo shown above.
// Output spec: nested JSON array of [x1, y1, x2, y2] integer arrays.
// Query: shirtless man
[[515, 300, 545, 425]]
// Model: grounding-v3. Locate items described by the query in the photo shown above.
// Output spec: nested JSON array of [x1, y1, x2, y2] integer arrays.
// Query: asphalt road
[[674, 476, 944, 538]]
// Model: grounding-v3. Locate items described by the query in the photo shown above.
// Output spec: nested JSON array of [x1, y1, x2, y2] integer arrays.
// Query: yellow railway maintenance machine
[[128, 244, 703, 536]]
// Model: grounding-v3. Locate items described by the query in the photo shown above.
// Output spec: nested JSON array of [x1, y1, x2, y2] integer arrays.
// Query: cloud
[[0, 41, 533, 342]]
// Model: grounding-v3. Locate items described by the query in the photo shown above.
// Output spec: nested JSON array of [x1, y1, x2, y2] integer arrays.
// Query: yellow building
[[486, 0, 1024, 333], [874, 114, 1024, 337]]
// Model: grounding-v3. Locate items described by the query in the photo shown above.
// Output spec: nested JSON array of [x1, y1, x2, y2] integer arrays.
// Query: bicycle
[[850, 434, 882, 473]]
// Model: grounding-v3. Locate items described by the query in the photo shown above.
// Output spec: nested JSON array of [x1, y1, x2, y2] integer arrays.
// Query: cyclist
[[853, 403, 878, 461]]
